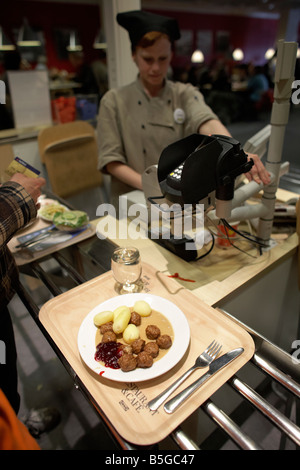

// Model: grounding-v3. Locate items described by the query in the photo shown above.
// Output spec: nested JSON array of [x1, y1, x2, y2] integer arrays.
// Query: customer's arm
[[0, 174, 45, 246]]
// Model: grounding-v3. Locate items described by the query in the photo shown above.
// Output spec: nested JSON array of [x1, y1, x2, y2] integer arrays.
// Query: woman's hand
[[198, 120, 271, 186], [244, 153, 271, 186]]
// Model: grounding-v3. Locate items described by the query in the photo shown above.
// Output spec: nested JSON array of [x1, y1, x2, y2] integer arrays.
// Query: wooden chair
[[38, 121, 104, 199], [0, 143, 15, 182]]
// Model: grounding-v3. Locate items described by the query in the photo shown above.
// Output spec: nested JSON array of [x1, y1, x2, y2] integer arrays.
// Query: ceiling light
[[66, 30, 82, 52], [17, 18, 41, 47], [232, 48, 244, 61], [191, 49, 204, 63], [0, 26, 15, 51], [93, 29, 107, 49], [265, 47, 275, 60]]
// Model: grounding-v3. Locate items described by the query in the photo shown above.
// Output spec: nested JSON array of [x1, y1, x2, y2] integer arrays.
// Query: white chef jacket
[[97, 76, 219, 201]]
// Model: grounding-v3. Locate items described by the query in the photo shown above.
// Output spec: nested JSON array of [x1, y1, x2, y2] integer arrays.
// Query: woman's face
[[133, 36, 172, 92]]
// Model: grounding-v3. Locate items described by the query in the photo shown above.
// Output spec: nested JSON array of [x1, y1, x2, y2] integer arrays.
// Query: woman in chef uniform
[[97, 10, 269, 204]]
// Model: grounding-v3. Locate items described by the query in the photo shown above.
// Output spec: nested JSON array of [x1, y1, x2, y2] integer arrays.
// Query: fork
[[15, 225, 57, 249], [148, 340, 222, 411]]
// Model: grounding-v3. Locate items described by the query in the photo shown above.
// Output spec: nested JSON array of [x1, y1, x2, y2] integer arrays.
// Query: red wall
[[147, 8, 279, 66], [1, 1, 101, 72], [1, 2, 279, 73]]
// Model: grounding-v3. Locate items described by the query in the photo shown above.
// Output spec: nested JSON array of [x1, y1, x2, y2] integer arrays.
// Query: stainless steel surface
[[218, 308, 300, 383], [202, 399, 261, 450], [148, 340, 222, 411], [29, 261, 63, 296], [252, 353, 300, 397], [229, 376, 300, 446], [52, 251, 87, 285], [164, 348, 244, 414], [170, 427, 200, 450]]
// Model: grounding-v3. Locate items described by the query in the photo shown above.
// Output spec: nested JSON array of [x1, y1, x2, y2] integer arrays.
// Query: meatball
[[137, 351, 153, 368], [120, 344, 133, 355], [156, 334, 172, 349], [118, 353, 137, 372], [130, 311, 141, 326], [100, 321, 113, 334], [131, 338, 145, 354], [144, 341, 159, 358], [102, 330, 117, 343], [146, 324, 161, 340]]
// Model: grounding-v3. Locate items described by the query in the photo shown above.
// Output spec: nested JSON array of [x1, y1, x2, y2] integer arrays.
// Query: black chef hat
[[116, 10, 181, 48]]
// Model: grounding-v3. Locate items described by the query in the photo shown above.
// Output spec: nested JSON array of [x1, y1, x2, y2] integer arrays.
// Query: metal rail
[[229, 376, 300, 446], [17, 252, 300, 451], [201, 399, 261, 450]]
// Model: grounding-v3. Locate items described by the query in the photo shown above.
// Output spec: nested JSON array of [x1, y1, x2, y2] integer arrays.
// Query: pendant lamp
[[66, 30, 82, 52], [0, 26, 15, 51], [17, 18, 41, 47], [191, 49, 204, 64], [232, 48, 244, 61], [93, 29, 107, 49]]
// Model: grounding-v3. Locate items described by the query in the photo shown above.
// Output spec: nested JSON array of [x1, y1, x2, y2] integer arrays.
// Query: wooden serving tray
[[8, 217, 96, 266], [39, 262, 254, 446]]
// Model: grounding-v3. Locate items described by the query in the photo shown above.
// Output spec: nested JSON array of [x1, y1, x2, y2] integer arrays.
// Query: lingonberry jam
[[94, 341, 123, 369]]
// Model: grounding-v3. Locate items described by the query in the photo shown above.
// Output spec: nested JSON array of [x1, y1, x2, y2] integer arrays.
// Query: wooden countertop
[[91, 211, 298, 307]]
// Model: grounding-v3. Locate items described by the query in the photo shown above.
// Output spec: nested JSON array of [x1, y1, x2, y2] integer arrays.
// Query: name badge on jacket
[[173, 108, 185, 124]]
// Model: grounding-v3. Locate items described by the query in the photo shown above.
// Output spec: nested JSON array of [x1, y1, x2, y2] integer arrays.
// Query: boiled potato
[[123, 324, 140, 344], [93, 310, 114, 327], [113, 305, 130, 321], [133, 300, 152, 317], [113, 308, 131, 334]]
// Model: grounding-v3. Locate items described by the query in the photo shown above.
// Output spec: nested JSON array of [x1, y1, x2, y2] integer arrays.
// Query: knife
[[163, 347, 244, 414], [15, 224, 56, 248]]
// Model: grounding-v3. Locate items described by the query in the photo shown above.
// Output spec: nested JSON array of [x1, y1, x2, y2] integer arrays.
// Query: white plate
[[77, 293, 190, 382], [38, 198, 69, 222]]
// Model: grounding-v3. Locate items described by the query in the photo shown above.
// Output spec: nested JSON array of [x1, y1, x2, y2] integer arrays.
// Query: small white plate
[[38, 198, 69, 222], [77, 293, 190, 382]]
